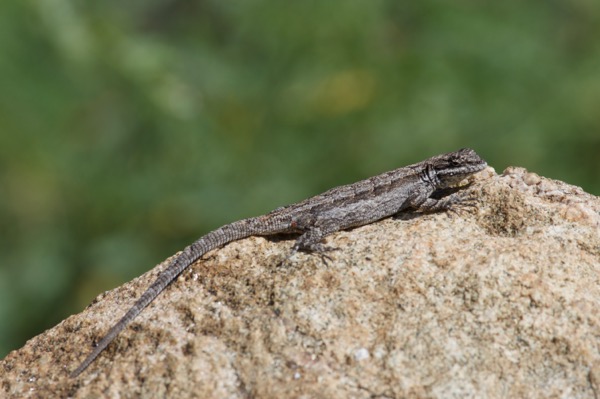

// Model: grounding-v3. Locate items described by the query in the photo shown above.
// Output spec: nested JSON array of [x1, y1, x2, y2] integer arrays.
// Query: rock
[[1, 166, 599, 398]]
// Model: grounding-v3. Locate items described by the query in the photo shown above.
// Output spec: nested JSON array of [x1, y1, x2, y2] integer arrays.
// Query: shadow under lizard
[[70, 148, 487, 377]]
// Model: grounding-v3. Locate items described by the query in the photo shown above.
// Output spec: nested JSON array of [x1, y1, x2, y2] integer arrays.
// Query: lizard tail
[[70, 217, 271, 378], [69, 254, 190, 378]]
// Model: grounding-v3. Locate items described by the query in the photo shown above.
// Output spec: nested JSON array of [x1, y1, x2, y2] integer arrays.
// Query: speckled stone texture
[[2, 166, 599, 398]]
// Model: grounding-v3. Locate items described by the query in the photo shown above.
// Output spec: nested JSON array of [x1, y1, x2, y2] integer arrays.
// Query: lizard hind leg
[[289, 227, 338, 265]]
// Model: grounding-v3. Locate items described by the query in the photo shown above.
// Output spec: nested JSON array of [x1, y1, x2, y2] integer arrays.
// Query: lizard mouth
[[439, 162, 487, 188]]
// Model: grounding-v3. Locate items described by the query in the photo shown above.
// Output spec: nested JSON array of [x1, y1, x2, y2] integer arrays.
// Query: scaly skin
[[71, 148, 487, 377]]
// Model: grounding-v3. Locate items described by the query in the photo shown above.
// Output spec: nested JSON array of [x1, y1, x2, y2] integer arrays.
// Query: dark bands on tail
[[70, 255, 189, 377], [70, 217, 273, 377]]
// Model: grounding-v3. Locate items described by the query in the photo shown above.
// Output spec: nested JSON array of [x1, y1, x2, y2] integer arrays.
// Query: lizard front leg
[[416, 189, 478, 214]]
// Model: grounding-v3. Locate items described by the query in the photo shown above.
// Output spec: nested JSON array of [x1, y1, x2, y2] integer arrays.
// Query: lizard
[[70, 147, 487, 377]]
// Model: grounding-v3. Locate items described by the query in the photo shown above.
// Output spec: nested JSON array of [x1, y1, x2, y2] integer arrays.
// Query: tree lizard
[[70, 147, 487, 377]]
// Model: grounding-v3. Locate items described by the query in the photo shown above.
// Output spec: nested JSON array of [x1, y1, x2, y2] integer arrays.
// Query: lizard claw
[[281, 243, 338, 267], [315, 248, 337, 265], [305, 243, 339, 265], [447, 193, 480, 217]]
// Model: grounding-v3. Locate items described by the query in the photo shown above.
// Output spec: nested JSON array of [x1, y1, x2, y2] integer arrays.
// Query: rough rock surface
[[1, 166, 599, 399]]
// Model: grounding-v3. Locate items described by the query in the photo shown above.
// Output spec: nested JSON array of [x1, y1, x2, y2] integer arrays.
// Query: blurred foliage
[[0, 0, 599, 358]]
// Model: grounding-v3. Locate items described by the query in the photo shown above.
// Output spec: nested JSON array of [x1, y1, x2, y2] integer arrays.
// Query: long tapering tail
[[70, 217, 275, 377], [70, 254, 190, 377], [71, 216, 289, 377]]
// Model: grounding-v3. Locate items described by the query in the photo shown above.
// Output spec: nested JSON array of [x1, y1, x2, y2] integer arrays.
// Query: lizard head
[[431, 148, 487, 188]]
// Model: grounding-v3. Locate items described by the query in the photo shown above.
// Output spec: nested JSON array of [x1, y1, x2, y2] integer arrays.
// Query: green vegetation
[[1, 1, 598, 358]]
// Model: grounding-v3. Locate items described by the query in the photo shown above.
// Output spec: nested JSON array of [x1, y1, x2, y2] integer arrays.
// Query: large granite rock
[[1, 166, 599, 398]]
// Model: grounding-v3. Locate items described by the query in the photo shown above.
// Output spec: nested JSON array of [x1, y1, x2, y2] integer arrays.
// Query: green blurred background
[[1, 0, 599, 359]]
